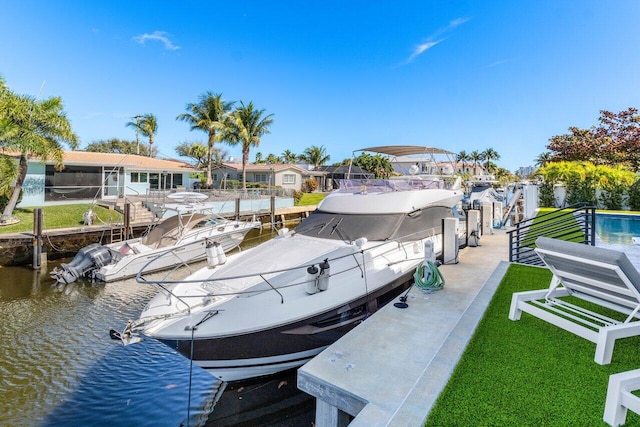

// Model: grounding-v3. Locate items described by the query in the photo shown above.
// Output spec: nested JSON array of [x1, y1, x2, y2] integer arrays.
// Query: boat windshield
[[295, 206, 452, 242]]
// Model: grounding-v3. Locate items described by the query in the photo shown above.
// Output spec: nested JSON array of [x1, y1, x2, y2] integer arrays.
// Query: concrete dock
[[297, 228, 510, 426]]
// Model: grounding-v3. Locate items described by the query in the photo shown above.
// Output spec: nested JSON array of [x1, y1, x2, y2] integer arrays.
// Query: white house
[[213, 163, 324, 192]]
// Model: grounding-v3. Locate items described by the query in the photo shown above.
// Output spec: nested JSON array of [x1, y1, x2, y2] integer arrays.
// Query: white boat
[[113, 175, 464, 382], [50, 192, 261, 284]]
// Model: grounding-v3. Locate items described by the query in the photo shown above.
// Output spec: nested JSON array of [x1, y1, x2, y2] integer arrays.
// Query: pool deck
[[297, 228, 510, 426]]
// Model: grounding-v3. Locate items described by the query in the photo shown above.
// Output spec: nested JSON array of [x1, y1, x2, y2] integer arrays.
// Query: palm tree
[[222, 101, 274, 190], [469, 150, 483, 176], [138, 114, 158, 157], [266, 153, 280, 165], [481, 147, 500, 172], [125, 115, 143, 155], [535, 151, 553, 167], [253, 151, 265, 164], [281, 149, 297, 164], [176, 92, 234, 188], [0, 88, 78, 222], [299, 145, 330, 169], [456, 150, 469, 173]]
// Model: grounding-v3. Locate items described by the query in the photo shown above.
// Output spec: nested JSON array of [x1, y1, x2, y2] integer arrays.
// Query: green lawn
[[296, 193, 326, 206], [0, 204, 123, 234], [425, 263, 640, 426]]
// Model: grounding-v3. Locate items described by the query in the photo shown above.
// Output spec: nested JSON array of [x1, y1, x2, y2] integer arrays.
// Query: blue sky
[[2, 1, 639, 172]]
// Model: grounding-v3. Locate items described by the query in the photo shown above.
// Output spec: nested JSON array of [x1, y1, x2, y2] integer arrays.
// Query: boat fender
[[317, 258, 330, 291], [215, 241, 226, 264], [633, 236, 640, 246], [278, 227, 289, 236], [306, 265, 319, 294], [206, 240, 219, 267]]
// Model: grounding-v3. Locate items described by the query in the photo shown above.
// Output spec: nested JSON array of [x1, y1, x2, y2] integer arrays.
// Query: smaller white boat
[[50, 192, 261, 284]]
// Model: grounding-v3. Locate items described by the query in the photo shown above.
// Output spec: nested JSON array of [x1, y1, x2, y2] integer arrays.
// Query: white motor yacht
[[114, 176, 464, 382]]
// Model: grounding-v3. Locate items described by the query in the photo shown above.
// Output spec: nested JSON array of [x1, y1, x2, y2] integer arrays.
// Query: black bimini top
[[295, 206, 453, 243]]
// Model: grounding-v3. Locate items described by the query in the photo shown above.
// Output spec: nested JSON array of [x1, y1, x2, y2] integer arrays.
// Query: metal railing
[[508, 203, 596, 266]]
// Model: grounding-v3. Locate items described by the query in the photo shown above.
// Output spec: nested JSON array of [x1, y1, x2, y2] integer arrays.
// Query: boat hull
[[157, 271, 413, 382]]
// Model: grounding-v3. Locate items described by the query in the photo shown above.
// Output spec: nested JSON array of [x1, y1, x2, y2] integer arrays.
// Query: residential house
[[14, 150, 197, 207], [313, 165, 373, 189], [213, 163, 325, 192]]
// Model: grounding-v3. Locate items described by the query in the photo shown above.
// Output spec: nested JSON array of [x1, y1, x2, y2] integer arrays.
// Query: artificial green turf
[[425, 263, 640, 426]]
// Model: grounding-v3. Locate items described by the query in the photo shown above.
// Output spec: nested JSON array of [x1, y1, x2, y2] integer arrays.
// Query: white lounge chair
[[509, 236, 640, 365]]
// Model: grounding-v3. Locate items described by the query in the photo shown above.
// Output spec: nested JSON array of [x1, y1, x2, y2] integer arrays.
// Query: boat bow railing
[[134, 230, 436, 311]]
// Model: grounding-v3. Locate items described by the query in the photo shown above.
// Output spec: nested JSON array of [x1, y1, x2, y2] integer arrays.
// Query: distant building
[[517, 166, 537, 177]]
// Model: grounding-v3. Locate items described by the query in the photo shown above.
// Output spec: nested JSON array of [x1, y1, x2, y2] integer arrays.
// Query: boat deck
[[297, 228, 510, 426]]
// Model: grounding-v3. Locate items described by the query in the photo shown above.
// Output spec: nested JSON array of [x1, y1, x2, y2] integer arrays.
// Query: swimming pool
[[596, 213, 640, 245]]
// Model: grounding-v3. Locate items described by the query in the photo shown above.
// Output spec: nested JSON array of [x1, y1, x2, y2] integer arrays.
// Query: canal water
[[0, 228, 314, 427]]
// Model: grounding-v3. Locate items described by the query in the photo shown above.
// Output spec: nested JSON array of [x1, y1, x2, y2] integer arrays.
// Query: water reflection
[[0, 227, 314, 427]]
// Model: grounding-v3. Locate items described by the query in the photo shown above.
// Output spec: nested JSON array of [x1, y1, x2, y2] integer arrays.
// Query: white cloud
[[132, 31, 180, 50], [407, 40, 443, 63], [403, 17, 470, 64]]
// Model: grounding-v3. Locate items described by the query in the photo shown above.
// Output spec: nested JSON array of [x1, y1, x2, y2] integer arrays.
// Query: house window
[[130, 172, 148, 183], [171, 173, 183, 188], [283, 174, 296, 184], [255, 174, 268, 182]]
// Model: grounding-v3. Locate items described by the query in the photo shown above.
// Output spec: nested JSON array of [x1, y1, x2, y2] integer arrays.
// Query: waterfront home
[[10, 150, 197, 207], [213, 162, 325, 192]]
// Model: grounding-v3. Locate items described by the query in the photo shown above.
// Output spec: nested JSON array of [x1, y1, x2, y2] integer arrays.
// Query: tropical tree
[[0, 154, 18, 209], [85, 138, 151, 155], [546, 108, 640, 170], [535, 151, 553, 167], [281, 149, 298, 164], [175, 142, 210, 168], [352, 152, 394, 178], [126, 114, 157, 157], [456, 150, 469, 173], [138, 114, 158, 157], [176, 92, 234, 188], [469, 150, 483, 175], [125, 115, 144, 155], [299, 145, 330, 169], [222, 101, 274, 190], [266, 153, 280, 165], [0, 85, 78, 222], [595, 164, 636, 210], [253, 152, 265, 164], [481, 147, 500, 172]]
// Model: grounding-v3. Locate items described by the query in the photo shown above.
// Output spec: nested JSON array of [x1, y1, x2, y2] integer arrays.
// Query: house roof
[[61, 151, 195, 171], [7, 149, 197, 172]]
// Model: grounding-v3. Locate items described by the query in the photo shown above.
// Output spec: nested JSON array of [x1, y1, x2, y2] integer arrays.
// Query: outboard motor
[[50, 243, 113, 284]]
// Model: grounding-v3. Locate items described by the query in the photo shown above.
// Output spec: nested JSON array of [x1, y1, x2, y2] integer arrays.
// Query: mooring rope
[[413, 261, 445, 292]]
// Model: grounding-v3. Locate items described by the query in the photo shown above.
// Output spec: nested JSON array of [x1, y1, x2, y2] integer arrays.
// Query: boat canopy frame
[[347, 145, 458, 179]]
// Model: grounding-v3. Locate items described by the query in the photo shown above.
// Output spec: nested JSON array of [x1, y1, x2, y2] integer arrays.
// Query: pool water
[[596, 214, 640, 245]]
